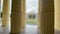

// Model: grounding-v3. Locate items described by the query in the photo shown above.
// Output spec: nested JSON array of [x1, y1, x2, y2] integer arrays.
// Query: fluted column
[[11, 0, 23, 33], [2, 0, 11, 27], [39, 0, 54, 34]]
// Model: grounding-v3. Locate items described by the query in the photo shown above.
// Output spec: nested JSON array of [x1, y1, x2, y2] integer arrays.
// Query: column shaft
[[11, 0, 22, 33], [21, 0, 26, 29], [40, 0, 54, 34], [55, 0, 60, 30], [2, 0, 11, 27]]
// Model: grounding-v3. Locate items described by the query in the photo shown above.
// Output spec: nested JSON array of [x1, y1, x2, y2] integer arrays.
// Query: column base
[[10, 33, 20, 34]]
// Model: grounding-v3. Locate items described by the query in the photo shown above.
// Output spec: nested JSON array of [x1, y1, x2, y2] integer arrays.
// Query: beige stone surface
[[21, 0, 26, 29], [40, 0, 54, 34], [2, 0, 11, 27], [55, 0, 60, 31], [11, 0, 24, 33]]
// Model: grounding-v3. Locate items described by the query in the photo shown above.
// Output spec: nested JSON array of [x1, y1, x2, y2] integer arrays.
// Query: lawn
[[26, 19, 38, 25]]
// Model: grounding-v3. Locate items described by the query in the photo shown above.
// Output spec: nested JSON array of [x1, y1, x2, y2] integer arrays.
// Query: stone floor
[[0, 24, 60, 34], [24, 24, 39, 34], [0, 18, 60, 34], [54, 29, 60, 34], [0, 24, 39, 34]]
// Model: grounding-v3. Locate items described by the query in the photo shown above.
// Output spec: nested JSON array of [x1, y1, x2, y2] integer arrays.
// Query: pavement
[[0, 24, 39, 34], [0, 24, 60, 34]]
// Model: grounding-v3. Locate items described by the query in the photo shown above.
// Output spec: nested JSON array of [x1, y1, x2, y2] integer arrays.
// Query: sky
[[26, 0, 38, 13], [0, 0, 3, 12]]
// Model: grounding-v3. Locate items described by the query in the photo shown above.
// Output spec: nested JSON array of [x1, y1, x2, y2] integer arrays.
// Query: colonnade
[[1, 0, 54, 34]]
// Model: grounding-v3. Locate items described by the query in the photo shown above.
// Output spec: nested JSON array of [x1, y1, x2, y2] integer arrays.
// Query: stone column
[[39, 0, 54, 34], [2, 0, 11, 27], [21, 0, 26, 29], [55, 0, 60, 31], [11, 0, 23, 33]]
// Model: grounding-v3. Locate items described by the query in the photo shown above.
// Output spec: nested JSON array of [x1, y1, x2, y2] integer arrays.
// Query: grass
[[26, 19, 38, 25]]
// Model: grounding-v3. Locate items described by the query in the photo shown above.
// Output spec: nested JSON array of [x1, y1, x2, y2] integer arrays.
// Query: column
[[2, 0, 11, 27], [39, 0, 54, 34], [11, 0, 23, 33], [21, 0, 26, 29], [55, 0, 60, 31]]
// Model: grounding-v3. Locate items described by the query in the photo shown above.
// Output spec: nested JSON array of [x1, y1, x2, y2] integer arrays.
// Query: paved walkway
[[24, 24, 39, 34], [0, 24, 60, 34], [0, 24, 39, 34]]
